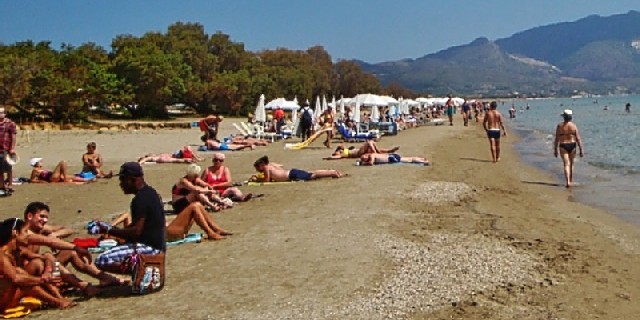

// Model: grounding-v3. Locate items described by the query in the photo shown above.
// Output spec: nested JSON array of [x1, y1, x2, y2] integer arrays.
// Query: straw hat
[[5, 153, 19, 166]]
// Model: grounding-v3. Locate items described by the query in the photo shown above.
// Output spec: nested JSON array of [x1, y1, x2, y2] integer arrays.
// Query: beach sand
[[3, 120, 640, 319]]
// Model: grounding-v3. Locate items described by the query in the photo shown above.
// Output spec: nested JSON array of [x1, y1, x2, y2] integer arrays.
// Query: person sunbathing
[[252, 156, 343, 182], [0, 218, 77, 311], [358, 153, 430, 166], [324, 141, 400, 160], [81, 142, 113, 178], [205, 139, 254, 151], [138, 146, 203, 164], [227, 136, 270, 146], [111, 208, 232, 242], [201, 153, 253, 202], [172, 164, 232, 214], [29, 158, 95, 183]]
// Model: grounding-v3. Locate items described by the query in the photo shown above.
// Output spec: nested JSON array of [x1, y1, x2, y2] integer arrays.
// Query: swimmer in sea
[[482, 101, 507, 163], [554, 109, 584, 188]]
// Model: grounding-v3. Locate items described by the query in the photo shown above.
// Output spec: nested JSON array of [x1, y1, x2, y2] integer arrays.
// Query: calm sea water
[[506, 95, 640, 226]]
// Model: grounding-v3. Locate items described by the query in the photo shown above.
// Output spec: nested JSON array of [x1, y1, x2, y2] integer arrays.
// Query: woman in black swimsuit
[[554, 110, 584, 188]]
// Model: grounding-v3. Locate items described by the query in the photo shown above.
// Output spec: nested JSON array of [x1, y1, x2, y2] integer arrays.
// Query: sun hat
[[562, 109, 573, 116], [5, 153, 19, 166], [29, 158, 43, 167]]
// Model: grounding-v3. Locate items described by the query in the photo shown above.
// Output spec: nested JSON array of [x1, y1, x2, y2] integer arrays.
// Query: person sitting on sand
[[205, 139, 254, 151], [324, 141, 400, 160], [29, 158, 95, 183], [0, 218, 78, 311], [81, 142, 113, 178], [201, 153, 253, 202], [251, 156, 343, 182], [172, 164, 232, 213], [358, 153, 430, 166], [22, 202, 126, 288], [111, 206, 232, 242], [137, 146, 203, 164]]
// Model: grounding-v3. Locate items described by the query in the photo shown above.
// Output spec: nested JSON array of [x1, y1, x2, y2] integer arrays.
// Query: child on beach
[[252, 156, 343, 182]]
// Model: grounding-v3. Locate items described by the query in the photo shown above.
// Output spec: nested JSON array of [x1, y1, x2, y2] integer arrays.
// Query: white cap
[[562, 109, 573, 116], [30, 157, 43, 167]]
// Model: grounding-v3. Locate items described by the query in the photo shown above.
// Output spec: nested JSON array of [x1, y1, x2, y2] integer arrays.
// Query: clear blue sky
[[1, 0, 638, 63]]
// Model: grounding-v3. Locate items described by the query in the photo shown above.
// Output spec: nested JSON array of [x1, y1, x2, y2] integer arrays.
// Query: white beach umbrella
[[370, 105, 380, 122], [382, 95, 399, 105], [354, 93, 388, 107], [255, 94, 266, 123], [322, 95, 328, 113], [339, 95, 346, 118], [291, 108, 298, 124], [353, 97, 361, 123], [314, 96, 322, 120], [331, 96, 336, 115]]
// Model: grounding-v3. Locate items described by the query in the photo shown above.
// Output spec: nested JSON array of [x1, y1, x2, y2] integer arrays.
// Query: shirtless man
[[324, 141, 399, 160], [252, 156, 342, 182], [358, 153, 430, 166], [482, 101, 507, 163], [82, 142, 113, 178], [0, 218, 77, 311], [554, 110, 584, 188], [206, 139, 254, 151], [22, 202, 125, 287]]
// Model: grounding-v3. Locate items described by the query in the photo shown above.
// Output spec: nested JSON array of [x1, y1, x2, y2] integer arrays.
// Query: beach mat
[[355, 161, 430, 167], [244, 181, 300, 186], [88, 234, 203, 253]]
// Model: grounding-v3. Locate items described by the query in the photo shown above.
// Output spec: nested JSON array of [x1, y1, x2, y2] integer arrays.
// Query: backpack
[[301, 107, 313, 126]]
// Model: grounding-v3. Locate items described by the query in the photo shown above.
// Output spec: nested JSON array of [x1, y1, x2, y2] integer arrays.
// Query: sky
[[1, 0, 638, 63]]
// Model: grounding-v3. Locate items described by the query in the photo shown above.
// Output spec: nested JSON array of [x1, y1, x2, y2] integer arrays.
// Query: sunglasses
[[213, 158, 224, 162]]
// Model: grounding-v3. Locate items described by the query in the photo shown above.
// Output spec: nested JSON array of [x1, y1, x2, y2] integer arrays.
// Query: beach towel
[[245, 181, 299, 186], [355, 160, 431, 166], [88, 234, 203, 253]]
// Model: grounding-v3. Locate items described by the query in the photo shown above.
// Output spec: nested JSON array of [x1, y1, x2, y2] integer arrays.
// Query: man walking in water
[[483, 101, 507, 163]]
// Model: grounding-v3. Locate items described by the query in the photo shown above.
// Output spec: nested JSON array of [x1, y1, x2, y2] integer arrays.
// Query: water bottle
[[52, 262, 61, 277]]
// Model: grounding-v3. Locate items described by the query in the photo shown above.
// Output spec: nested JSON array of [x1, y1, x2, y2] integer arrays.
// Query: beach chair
[[336, 124, 379, 142], [253, 124, 280, 142], [232, 123, 250, 136]]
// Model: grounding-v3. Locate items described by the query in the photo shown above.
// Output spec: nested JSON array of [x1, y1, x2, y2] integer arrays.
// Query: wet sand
[[3, 119, 640, 319]]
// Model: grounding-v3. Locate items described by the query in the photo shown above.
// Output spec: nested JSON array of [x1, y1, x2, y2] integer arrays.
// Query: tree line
[[0, 22, 415, 121]]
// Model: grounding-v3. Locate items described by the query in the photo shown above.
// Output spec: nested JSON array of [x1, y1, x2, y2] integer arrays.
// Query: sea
[[505, 95, 640, 226]]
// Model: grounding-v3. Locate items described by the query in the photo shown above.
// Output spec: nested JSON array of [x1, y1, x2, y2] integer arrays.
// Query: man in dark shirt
[[95, 162, 166, 273]]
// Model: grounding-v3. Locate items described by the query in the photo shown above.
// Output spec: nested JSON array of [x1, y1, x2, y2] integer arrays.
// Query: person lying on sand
[[252, 156, 343, 182], [226, 136, 270, 146], [358, 153, 430, 166], [138, 146, 203, 164], [323, 141, 400, 160], [29, 158, 95, 183], [205, 139, 254, 151], [81, 142, 113, 178]]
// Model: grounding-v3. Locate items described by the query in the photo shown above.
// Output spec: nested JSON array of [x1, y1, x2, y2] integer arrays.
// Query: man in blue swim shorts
[[359, 153, 430, 166], [252, 156, 343, 182], [205, 139, 253, 151]]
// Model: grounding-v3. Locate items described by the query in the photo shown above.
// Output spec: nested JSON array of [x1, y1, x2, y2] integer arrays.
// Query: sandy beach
[[3, 119, 640, 319]]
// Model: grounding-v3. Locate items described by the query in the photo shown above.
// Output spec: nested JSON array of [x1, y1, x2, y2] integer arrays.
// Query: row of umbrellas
[[255, 94, 467, 123]]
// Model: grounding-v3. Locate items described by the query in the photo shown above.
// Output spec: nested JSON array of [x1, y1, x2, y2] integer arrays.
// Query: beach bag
[[123, 249, 166, 295]]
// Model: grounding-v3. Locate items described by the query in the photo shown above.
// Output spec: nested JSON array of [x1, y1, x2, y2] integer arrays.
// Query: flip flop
[[2, 306, 31, 319], [19, 297, 42, 310]]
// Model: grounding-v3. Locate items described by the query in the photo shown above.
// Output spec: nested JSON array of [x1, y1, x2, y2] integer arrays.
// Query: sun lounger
[[335, 124, 380, 142]]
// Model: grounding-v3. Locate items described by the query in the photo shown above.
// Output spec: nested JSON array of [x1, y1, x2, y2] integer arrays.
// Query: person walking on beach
[[483, 101, 507, 163], [299, 101, 314, 141], [445, 94, 455, 126], [0, 107, 17, 194], [554, 110, 584, 188], [625, 102, 631, 113]]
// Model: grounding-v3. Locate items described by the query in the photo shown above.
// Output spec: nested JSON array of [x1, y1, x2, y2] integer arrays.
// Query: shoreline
[[2, 120, 640, 319]]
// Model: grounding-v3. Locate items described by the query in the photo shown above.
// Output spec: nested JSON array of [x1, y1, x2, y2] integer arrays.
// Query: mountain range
[[359, 10, 640, 97]]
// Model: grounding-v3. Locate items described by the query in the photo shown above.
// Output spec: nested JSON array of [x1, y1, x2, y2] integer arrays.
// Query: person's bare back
[[483, 109, 504, 131], [266, 165, 290, 182]]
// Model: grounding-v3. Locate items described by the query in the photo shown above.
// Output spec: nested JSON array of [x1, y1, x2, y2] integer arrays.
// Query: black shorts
[[171, 197, 190, 214], [487, 130, 501, 140]]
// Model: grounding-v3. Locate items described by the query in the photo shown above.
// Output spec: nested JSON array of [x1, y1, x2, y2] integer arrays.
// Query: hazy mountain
[[360, 11, 640, 96]]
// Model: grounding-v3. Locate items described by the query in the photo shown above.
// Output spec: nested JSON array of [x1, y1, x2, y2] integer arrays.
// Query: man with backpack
[[299, 101, 314, 141]]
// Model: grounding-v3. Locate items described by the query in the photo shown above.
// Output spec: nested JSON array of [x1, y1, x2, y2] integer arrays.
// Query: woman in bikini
[[201, 153, 253, 202], [320, 107, 335, 148], [554, 110, 584, 188], [137, 146, 203, 164], [171, 164, 231, 214], [29, 158, 95, 183], [324, 141, 399, 160], [0, 218, 77, 311]]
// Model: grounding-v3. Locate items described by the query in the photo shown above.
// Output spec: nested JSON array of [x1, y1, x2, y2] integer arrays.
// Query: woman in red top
[[201, 153, 253, 202]]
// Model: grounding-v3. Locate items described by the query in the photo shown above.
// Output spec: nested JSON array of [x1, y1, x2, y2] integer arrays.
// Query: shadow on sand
[[459, 157, 493, 163], [521, 180, 563, 187]]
